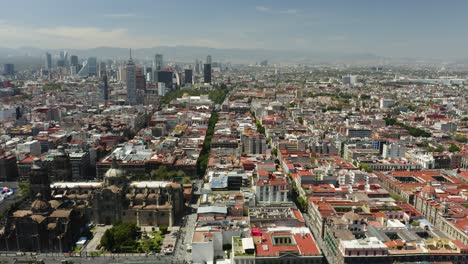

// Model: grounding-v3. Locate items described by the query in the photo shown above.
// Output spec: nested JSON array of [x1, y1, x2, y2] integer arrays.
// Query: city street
[[84, 225, 112, 253], [172, 202, 198, 264]]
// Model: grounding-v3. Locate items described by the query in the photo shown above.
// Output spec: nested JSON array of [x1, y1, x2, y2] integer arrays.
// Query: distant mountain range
[[0, 46, 462, 69]]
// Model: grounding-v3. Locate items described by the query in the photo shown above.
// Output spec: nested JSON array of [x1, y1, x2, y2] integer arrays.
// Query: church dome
[[31, 193, 51, 213], [105, 167, 124, 178], [105, 156, 125, 178]]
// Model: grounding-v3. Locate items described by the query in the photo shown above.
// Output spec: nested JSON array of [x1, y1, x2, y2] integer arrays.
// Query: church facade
[[0, 159, 185, 252]]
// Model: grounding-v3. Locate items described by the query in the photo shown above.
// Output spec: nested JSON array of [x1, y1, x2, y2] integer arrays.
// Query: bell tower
[[29, 158, 51, 200]]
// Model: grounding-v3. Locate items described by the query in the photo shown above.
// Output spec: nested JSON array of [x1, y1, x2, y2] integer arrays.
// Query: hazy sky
[[1, 0, 467, 58]]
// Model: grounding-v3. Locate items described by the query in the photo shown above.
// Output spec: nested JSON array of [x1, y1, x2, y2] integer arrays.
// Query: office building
[[70, 66, 77, 76], [70, 55, 78, 67], [101, 75, 109, 102], [153, 54, 163, 71], [56, 51, 67, 67], [45, 52, 52, 70], [2, 64, 14, 75], [98, 62, 106, 77], [204, 63, 212, 83], [145, 67, 153, 82], [0, 154, 18, 181], [380, 98, 395, 108], [195, 59, 201, 74], [77, 57, 97, 77], [136, 67, 146, 104], [184, 69, 193, 85], [158, 82, 167, 96], [206, 55, 212, 64], [157, 71, 173, 89], [56, 59, 66, 67], [342, 75, 357, 86], [241, 133, 267, 155], [126, 51, 137, 105]]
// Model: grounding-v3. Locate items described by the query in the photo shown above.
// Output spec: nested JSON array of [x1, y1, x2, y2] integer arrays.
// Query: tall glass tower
[[126, 50, 137, 105], [45, 52, 52, 70]]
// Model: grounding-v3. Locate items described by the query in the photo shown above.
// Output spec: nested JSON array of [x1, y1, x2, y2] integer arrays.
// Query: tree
[[427, 145, 444, 152], [159, 225, 168, 234], [297, 117, 303, 125], [150, 165, 178, 180], [407, 105, 417, 112], [101, 222, 139, 253], [454, 134, 467, 143], [383, 117, 397, 126], [43, 82, 62, 91], [271, 148, 278, 157], [18, 183, 30, 197], [297, 196, 308, 212], [448, 144, 460, 153], [181, 177, 192, 184], [359, 163, 373, 173]]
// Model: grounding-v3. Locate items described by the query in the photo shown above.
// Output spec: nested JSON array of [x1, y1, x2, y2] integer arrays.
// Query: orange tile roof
[[255, 230, 321, 257]]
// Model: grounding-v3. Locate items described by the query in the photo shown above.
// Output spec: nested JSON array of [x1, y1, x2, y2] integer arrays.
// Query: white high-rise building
[[157, 82, 166, 96], [380, 98, 395, 108], [382, 143, 406, 159]]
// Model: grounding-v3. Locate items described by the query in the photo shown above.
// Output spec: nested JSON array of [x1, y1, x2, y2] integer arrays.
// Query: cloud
[[255, 6, 271, 13], [102, 13, 137, 18], [0, 21, 162, 48], [256, 6, 299, 16], [280, 9, 298, 15], [327, 35, 349, 41]]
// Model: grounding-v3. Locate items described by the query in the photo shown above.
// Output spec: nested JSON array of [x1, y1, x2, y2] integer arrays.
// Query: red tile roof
[[255, 230, 321, 257]]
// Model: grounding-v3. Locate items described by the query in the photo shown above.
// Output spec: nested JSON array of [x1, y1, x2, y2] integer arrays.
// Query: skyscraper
[[77, 57, 97, 77], [45, 52, 52, 70], [136, 67, 146, 104], [153, 54, 163, 71], [184, 69, 193, 85], [145, 67, 153, 82], [126, 50, 137, 105], [204, 64, 212, 84], [98, 62, 106, 77], [195, 59, 201, 74], [157, 71, 173, 90], [101, 75, 109, 102], [2, 64, 14, 75], [206, 55, 212, 64], [70, 55, 79, 67], [87, 57, 97, 76], [57, 51, 68, 67]]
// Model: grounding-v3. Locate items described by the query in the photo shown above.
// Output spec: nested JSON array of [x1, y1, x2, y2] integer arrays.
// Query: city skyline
[[0, 0, 468, 59]]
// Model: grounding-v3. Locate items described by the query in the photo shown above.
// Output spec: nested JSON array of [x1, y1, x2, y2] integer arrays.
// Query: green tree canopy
[[448, 144, 460, 152], [101, 222, 139, 253]]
